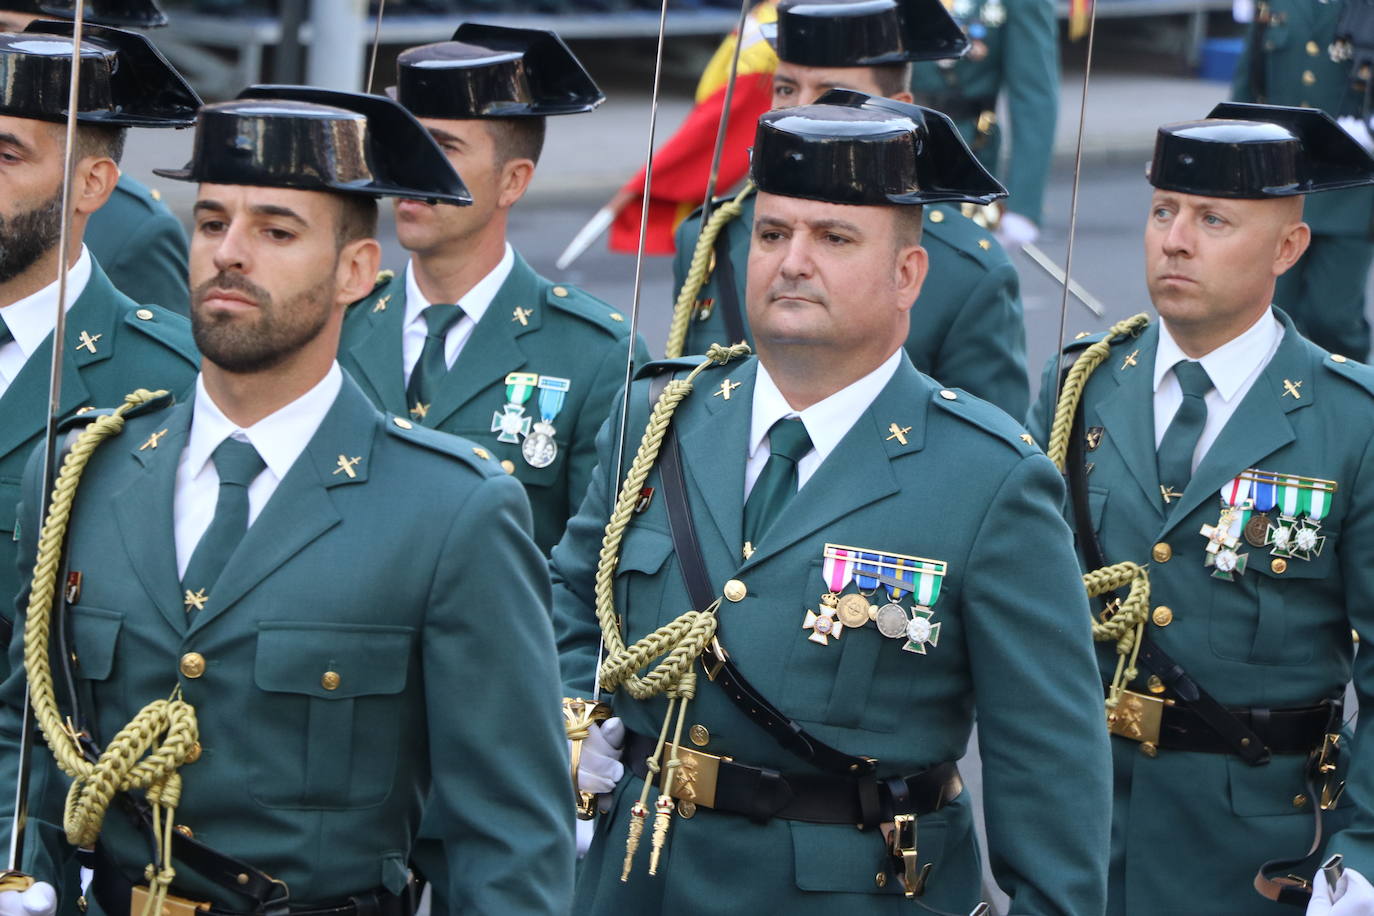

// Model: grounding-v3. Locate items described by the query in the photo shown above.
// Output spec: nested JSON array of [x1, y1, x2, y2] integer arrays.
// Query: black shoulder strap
[[1063, 366, 1272, 766], [712, 227, 748, 347], [647, 373, 876, 778]]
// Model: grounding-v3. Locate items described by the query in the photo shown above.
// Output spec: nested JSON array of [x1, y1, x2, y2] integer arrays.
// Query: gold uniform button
[[473, 447, 490, 460], [689, 724, 710, 747], [929, 210, 945, 223], [1271, 558, 1288, 574], [978, 239, 990, 250], [321, 671, 341, 691], [392, 417, 413, 430], [1152, 606, 1173, 627], [1147, 675, 1165, 694], [1294, 794, 1309, 808], [500, 459, 516, 474], [1151, 542, 1172, 563], [1303, 70, 1317, 85], [1307, 40, 1320, 55], [939, 389, 957, 400], [1332, 354, 1349, 363], [677, 800, 697, 818], [875, 872, 888, 888], [552, 285, 569, 298], [135, 308, 154, 320], [179, 652, 205, 679], [723, 579, 747, 602], [609, 312, 624, 322]]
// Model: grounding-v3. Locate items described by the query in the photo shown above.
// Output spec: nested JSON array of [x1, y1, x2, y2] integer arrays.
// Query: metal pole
[[306, 0, 367, 92]]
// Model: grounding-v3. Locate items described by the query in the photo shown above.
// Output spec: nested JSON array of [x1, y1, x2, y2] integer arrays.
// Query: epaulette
[[382, 415, 506, 477], [1321, 352, 1374, 398], [683, 185, 757, 225], [121, 303, 198, 365], [1062, 317, 1149, 354], [930, 386, 1039, 458], [633, 355, 717, 381], [543, 282, 630, 336], [57, 390, 176, 435], [924, 204, 1000, 267]]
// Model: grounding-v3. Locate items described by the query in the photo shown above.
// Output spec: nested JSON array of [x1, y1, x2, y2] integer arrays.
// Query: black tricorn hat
[[2, 0, 167, 28], [390, 22, 603, 119], [0, 21, 196, 125], [751, 89, 1005, 206], [1149, 102, 1374, 198], [152, 86, 472, 206], [762, 0, 967, 66]]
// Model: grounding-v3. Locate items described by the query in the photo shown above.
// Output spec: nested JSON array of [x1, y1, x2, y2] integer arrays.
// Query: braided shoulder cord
[[664, 183, 755, 360], [1046, 312, 1151, 471], [23, 389, 198, 916]]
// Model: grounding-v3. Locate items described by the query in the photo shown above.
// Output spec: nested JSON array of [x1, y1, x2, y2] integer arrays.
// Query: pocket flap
[[616, 526, 674, 577], [255, 622, 414, 699], [71, 606, 122, 681]]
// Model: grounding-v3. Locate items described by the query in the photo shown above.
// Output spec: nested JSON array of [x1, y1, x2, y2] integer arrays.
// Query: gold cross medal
[[1200, 493, 1249, 581], [802, 601, 844, 646], [522, 376, 569, 469], [492, 372, 538, 444]]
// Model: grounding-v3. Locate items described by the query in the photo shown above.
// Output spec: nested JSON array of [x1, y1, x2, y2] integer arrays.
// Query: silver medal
[[875, 603, 910, 639], [522, 420, 558, 469]]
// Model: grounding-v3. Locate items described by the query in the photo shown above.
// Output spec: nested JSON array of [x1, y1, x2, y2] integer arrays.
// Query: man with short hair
[[0, 87, 573, 916], [341, 23, 649, 556], [670, 0, 1031, 418], [1027, 102, 1374, 915], [557, 91, 1110, 915]]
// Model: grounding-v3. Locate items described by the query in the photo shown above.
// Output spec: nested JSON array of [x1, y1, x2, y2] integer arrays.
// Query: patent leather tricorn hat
[[153, 86, 472, 206], [1148, 102, 1374, 198], [391, 22, 603, 119], [751, 89, 1005, 206], [0, 20, 197, 126], [762, 0, 968, 66], [2, 0, 167, 28]]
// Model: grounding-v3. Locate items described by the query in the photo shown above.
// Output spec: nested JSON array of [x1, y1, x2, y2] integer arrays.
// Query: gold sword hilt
[[562, 697, 612, 820]]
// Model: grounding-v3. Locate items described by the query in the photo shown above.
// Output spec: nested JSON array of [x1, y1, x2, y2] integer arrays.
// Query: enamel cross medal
[[492, 372, 537, 444], [1200, 481, 1250, 581]]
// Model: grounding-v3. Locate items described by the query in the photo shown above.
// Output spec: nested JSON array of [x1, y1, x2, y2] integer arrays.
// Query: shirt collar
[[403, 242, 516, 328], [750, 348, 903, 461], [186, 362, 344, 482], [1154, 309, 1284, 402], [0, 246, 93, 358]]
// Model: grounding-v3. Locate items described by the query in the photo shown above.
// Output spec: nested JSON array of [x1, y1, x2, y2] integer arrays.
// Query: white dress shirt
[[173, 363, 343, 578], [746, 348, 903, 498], [1153, 310, 1284, 472], [400, 243, 515, 386], [0, 247, 93, 398]]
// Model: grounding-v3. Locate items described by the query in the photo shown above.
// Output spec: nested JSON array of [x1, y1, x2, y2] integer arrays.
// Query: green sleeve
[[1002, 0, 1060, 224]]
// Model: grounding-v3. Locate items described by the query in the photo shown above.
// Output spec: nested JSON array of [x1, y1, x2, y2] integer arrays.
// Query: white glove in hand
[[1308, 867, 1374, 915], [575, 716, 625, 795], [995, 211, 1039, 248], [1338, 116, 1374, 154], [0, 882, 56, 916]]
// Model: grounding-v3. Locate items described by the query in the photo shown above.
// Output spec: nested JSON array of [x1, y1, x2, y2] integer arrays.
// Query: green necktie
[[743, 417, 813, 550], [1156, 359, 1213, 502], [181, 437, 265, 612], [406, 304, 465, 422]]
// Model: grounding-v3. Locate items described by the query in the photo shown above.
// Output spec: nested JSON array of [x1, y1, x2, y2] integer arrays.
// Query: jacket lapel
[[1088, 323, 1164, 519], [187, 379, 375, 633], [345, 274, 409, 417], [677, 358, 755, 562], [111, 400, 192, 635]]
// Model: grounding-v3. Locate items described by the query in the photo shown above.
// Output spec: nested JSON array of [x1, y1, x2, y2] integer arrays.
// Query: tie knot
[[1173, 360, 1213, 399], [422, 304, 464, 338], [768, 418, 812, 463], [212, 437, 265, 488]]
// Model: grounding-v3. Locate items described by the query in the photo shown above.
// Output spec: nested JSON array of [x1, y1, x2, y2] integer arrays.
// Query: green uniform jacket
[[85, 175, 191, 315], [1026, 311, 1374, 915], [672, 193, 1029, 418], [910, 0, 1060, 225], [552, 352, 1110, 915], [1232, 0, 1374, 238], [340, 252, 650, 555], [0, 259, 197, 634], [0, 377, 575, 914]]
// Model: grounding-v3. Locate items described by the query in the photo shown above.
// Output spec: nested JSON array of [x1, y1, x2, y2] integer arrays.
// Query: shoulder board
[[930, 386, 1039, 458], [121, 303, 198, 364], [57, 390, 176, 435], [1322, 352, 1374, 398], [924, 204, 1001, 265], [1062, 318, 1150, 354], [381, 416, 506, 477], [111, 179, 166, 215], [633, 355, 710, 381], [543, 282, 630, 335], [683, 184, 757, 225]]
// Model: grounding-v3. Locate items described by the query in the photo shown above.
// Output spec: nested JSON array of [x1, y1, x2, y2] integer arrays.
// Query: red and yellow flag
[[1069, 0, 1092, 41]]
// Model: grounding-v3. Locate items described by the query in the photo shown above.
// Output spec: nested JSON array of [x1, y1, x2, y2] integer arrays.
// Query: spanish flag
[[609, 1, 779, 255]]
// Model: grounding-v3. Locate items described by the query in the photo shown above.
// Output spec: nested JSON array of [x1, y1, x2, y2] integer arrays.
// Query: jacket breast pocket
[[251, 622, 415, 809], [614, 525, 677, 631], [69, 606, 123, 681]]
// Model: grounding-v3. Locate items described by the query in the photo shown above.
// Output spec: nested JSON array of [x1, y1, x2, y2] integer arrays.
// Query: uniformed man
[[0, 88, 573, 915], [1026, 102, 1374, 915], [556, 91, 1110, 915], [0, 1, 192, 315], [340, 24, 649, 556], [671, 0, 1031, 419], [0, 23, 199, 671], [910, 0, 1059, 248]]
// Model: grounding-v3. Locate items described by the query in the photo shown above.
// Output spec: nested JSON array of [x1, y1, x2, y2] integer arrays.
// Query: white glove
[[0, 882, 56, 916], [995, 211, 1039, 248], [574, 716, 625, 796], [1308, 867, 1374, 915], [1338, 116, 1374, 154]]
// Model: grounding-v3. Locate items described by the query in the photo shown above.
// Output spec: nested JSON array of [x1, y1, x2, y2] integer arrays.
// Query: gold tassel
[[648, 794, 675, 875], [621, 802, 648, 882]]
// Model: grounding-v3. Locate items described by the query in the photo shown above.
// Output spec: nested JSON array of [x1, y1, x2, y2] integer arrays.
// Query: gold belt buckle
[[130, 886, 210, 916], [663, 746, 730, 809], [1107, 689, 1165, 747], [882, 814, 931, 899]]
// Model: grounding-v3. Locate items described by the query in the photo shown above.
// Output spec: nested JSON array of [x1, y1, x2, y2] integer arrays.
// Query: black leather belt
[[626, 731, 961, 826], [912, 94, 996, 124], [1106, 687, 1337, 756]]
